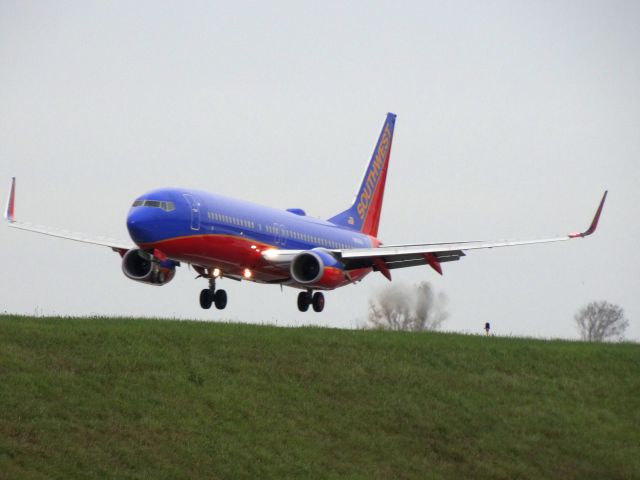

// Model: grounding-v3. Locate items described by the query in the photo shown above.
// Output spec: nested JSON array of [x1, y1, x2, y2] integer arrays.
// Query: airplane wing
[[334, 191, 607, 279], [4, 178, 132, 254], [261, 191, 607, 280]]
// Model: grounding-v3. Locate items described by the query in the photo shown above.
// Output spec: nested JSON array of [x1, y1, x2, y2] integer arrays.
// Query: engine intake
[[122, 248, 176, 286], [290, 251, 324, 284], [290, 249, 346, 289]]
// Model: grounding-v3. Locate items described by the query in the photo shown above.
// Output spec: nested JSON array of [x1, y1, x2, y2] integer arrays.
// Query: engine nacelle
[[122, 249, 176, 286], [290, 249, 346, 289]]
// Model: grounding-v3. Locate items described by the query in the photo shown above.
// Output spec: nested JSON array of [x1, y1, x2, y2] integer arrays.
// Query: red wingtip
[[5, 177, 15, 223], [570, 190, 607, 238]]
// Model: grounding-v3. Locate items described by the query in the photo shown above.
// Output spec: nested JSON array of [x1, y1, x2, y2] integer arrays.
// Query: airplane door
[[273, 223, 286, 247], [183, 194, 201, 231]]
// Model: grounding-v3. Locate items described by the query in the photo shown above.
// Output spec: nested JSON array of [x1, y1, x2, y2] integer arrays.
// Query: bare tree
[[575, 301, 629, 342], [367, 282, 448, 331]]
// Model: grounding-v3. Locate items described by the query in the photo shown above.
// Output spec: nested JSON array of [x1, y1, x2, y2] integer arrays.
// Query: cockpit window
[[132, 200, 175, 212]]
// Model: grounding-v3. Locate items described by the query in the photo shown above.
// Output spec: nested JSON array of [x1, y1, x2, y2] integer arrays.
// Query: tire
[[297, 291, 310, 312], [312, 292, 325, 312], [214, 289, 228, 310], [199, 289, 212, 309]]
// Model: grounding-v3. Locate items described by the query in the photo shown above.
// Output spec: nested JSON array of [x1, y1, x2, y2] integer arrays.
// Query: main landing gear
[[297, 290, 325, 313], [199, 278, 227, 310]]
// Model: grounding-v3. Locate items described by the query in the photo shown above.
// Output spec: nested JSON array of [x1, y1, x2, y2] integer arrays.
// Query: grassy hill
[[0, 315, 638, 479]]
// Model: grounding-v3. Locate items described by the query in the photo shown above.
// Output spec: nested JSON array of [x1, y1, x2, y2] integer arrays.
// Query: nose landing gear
[[199, 278, 227, 310], [297, 290, 325, 313], [199, 289, 213, 309]]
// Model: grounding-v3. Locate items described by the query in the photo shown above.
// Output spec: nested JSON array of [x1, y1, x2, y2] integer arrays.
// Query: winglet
[[569, 191, 607, 238], [5, 177, 15, 223]]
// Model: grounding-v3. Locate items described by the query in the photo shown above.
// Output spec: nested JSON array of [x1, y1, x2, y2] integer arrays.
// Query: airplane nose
[[127, 208, 159, 244]]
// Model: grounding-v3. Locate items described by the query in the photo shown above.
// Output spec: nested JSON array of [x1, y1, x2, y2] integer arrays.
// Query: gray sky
[[1, 1, 638, 340]]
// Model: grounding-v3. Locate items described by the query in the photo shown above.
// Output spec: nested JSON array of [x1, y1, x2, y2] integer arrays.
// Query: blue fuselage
[[127, 187, 375, 266]]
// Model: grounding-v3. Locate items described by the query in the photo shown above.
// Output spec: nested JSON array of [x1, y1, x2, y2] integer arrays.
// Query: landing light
[[213, 268, 221, 277], [243, 268, 252, 279], [263, 249, 279, 259]]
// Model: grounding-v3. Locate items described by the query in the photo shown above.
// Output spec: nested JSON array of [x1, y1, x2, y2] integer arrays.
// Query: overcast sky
[[1, 1, 638, 340]]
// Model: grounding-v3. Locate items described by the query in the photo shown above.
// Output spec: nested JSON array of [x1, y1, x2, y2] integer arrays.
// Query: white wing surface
[[262, 191, 607, 279], [5, 178, 132, 253]]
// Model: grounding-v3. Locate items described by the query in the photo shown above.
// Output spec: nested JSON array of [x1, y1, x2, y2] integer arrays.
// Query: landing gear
[[213, 289, 227, 310], [199, 278, 227, 310], [297, 290, 325, 313], [297, 291, 311, 312], [199, 289, 213, 309], [312, 292, 325, 313]]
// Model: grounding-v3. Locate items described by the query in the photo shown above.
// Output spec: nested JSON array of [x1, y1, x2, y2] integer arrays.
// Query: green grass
[[0, 315, 638, 479]]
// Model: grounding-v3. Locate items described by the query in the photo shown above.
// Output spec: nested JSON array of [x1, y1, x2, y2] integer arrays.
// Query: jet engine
[[122, 248, 177, 286], [290, 249, 346, 289]]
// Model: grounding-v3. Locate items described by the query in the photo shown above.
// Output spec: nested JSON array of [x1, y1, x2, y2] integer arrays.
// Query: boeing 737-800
[[5, 113, 607, 312]]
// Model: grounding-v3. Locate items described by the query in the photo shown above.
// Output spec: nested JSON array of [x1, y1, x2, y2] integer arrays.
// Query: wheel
[[312, 292, 325, 312], [199, 289, 212, 309], [214, 289, 227, 310], [297, 291, 310, 312]]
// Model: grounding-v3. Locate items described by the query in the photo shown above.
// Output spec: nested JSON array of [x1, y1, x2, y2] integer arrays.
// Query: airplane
[[5, 113, 607, 313]]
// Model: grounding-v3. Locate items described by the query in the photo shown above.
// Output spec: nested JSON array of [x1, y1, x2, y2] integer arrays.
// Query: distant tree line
[[574, 301, 629, 342], [367, 281, 448, 332], [366, 281, 630, 342]]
